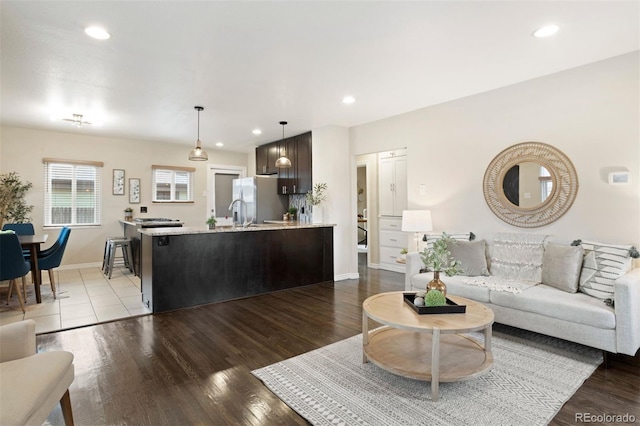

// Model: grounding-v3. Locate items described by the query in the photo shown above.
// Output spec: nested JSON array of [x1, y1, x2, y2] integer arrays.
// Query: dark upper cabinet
[[256, 143, 280, 175], [256, 131, 312, 194], [294, 132, 312, 194], [277, 136, 295, 195]]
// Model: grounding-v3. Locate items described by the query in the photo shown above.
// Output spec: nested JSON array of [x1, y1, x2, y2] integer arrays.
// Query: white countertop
[[138, 222, 335, 236]]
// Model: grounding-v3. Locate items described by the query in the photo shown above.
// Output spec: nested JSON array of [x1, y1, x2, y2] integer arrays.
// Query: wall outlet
[[419, 184, 426, 195]]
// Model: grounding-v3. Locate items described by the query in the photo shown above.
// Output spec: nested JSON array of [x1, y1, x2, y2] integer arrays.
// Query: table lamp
[[401, 210, 433, 252]]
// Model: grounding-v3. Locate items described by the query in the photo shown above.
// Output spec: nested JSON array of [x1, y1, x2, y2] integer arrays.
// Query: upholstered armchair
[[0, 320, 75, 425]]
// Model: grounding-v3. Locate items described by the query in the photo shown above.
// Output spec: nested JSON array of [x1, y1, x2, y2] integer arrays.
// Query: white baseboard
[[58, 262, 102, 271], [334, 273, 359, 281]]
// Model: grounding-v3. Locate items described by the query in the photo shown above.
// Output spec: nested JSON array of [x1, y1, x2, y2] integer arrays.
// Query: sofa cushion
[[490, 284, 616, 329], [542, 242, 584, 293], [488, 233, 547, 282], [578, 240, 635, 302], [446, 239, 489, 276], [410, 272, 491, 302]]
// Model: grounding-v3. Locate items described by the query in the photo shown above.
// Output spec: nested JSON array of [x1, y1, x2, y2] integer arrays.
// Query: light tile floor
[[0, 265, 151, 334]]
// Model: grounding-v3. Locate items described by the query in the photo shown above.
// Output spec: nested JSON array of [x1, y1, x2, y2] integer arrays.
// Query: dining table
[[18, 234, 48, 304]]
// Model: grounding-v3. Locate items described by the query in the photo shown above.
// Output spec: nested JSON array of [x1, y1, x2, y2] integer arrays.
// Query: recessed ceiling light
[[252, 128, 262, 135], [342, 96, 356, 104], [85, 26, 111, 40], [533, 24, 559, 38], [216, 142, 224, 147]]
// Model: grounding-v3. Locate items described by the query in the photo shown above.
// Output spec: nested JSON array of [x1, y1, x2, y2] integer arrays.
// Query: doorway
[[357, 164, 368, 253], [207, 165, 247, 226]]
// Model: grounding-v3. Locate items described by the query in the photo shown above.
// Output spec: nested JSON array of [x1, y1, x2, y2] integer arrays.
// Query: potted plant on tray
[[420, 232, 462, 297], [124, 207, 133, 221]]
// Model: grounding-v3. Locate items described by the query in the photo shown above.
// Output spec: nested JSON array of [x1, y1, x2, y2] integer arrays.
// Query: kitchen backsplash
[[289, 194, 312, 223]]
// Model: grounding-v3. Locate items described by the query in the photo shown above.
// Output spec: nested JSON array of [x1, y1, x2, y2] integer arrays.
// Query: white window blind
[[43, 159, 103, 226], [152, 165, 195, 202]]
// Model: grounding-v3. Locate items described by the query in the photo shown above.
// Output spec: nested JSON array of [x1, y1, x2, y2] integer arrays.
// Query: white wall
[[311, 125, 356, 280], [350, 52, 640, 247], [0, 126, 248, 265]]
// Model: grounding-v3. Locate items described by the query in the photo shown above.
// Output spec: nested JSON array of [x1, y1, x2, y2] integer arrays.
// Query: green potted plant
[[0, 172, 33, 229], [124, 207, 133, 221], [419, 232, 462, 296], [288, 206, 298, 220], [206, 215, 217, 230]]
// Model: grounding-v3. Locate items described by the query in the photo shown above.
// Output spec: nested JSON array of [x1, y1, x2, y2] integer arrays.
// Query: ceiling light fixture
[[216, 142, 224, 147], [342, 95, 356, 104], [252, 128, 262, 135], [533, 24, 559, 38], [275, 121, 292, 168], [62, 113, 91, 127], [84, 26, 111, 40], [188, 106, 209, 161]]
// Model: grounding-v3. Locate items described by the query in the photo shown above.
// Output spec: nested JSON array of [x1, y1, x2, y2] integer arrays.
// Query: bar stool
[[102, 237, 133, 278]]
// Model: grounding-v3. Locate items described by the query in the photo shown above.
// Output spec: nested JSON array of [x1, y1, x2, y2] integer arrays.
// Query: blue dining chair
[[0, 233, 31, 312], [2, 223, 35, 235], [25, 226, 69, 260], [36, 227, 71, 299], [2, 223, 34, 256]]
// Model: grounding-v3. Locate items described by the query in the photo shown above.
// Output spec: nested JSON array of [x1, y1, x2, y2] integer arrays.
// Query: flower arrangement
[[305, 183, 327, 206], [420, 232, 462, 277]]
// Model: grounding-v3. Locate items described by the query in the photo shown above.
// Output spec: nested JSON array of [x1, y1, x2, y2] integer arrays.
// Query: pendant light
[[275, 121, 292, 168], [188, 106, 209, 161]]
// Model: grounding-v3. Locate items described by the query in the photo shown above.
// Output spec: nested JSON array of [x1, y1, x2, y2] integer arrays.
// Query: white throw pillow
[[541, 242, 584, 293], [578, 240, 635, 302], [489, 233, 547, 283], [446, 239, 489, 276]]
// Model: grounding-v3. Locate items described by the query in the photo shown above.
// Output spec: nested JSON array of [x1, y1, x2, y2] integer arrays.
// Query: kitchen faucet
[[228, 198, 253, 228]]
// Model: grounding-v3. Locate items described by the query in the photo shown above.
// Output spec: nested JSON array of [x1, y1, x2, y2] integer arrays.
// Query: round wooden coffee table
[[362, 291, 494, 401]]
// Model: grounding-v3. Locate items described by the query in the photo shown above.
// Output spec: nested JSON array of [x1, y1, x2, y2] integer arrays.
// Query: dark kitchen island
[[138, 223, 334, 313]]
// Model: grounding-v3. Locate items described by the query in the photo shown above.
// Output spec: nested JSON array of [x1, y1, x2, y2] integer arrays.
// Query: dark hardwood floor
[[39, 254, 639, 425]]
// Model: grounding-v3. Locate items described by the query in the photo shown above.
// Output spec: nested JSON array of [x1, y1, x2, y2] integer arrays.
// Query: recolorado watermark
[[575, 412, 636, 423]]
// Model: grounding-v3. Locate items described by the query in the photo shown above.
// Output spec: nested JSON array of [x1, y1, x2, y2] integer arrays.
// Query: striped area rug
[[252, 326, 601, 426]]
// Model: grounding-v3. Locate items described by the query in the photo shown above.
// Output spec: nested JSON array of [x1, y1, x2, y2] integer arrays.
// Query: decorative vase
[[427, 270, 447, 297], [124, 212, 133, 221], [312, 205, 323, 224], [208, 224, 215, 230]]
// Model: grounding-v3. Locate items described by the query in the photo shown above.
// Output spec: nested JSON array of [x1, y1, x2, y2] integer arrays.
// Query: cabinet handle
[[293, 184, 296, 193], [263, 165, 267, 173], [390, 239, 397, 242]]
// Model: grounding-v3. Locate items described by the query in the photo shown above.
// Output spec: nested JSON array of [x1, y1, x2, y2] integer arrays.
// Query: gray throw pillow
[[542, 242, 584, 293], [446, 239, 489, 276]]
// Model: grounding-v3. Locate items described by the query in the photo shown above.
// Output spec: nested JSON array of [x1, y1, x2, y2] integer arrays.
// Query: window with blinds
[[152, 165, 195, 202], [43, 159, 103, 226]]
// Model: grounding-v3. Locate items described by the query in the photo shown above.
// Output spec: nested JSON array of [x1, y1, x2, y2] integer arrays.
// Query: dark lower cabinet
[[141, 227, 334, 313]]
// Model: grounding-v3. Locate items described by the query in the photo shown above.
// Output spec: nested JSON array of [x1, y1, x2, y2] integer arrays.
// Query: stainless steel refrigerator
[[231, 176, 287, 225]]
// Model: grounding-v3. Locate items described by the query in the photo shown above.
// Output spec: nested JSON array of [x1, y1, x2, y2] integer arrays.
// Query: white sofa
[[405, 233, 640, 356]]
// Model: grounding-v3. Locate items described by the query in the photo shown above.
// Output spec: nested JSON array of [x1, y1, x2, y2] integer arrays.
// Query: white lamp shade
[[401, 210, 433, 232]]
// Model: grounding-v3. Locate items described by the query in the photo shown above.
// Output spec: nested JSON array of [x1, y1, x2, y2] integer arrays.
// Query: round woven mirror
[[483, 142, 578, 227]]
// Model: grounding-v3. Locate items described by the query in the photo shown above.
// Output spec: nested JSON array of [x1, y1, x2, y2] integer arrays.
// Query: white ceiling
[[1, 1, 638, 154]]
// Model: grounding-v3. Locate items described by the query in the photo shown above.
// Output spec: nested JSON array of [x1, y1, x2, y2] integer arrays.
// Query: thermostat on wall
[[608, 171, 631, 185]]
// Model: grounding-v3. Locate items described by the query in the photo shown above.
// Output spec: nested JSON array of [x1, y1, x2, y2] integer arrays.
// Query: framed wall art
[[129, 178, 141, 203], [113, 169, 125, 195]]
